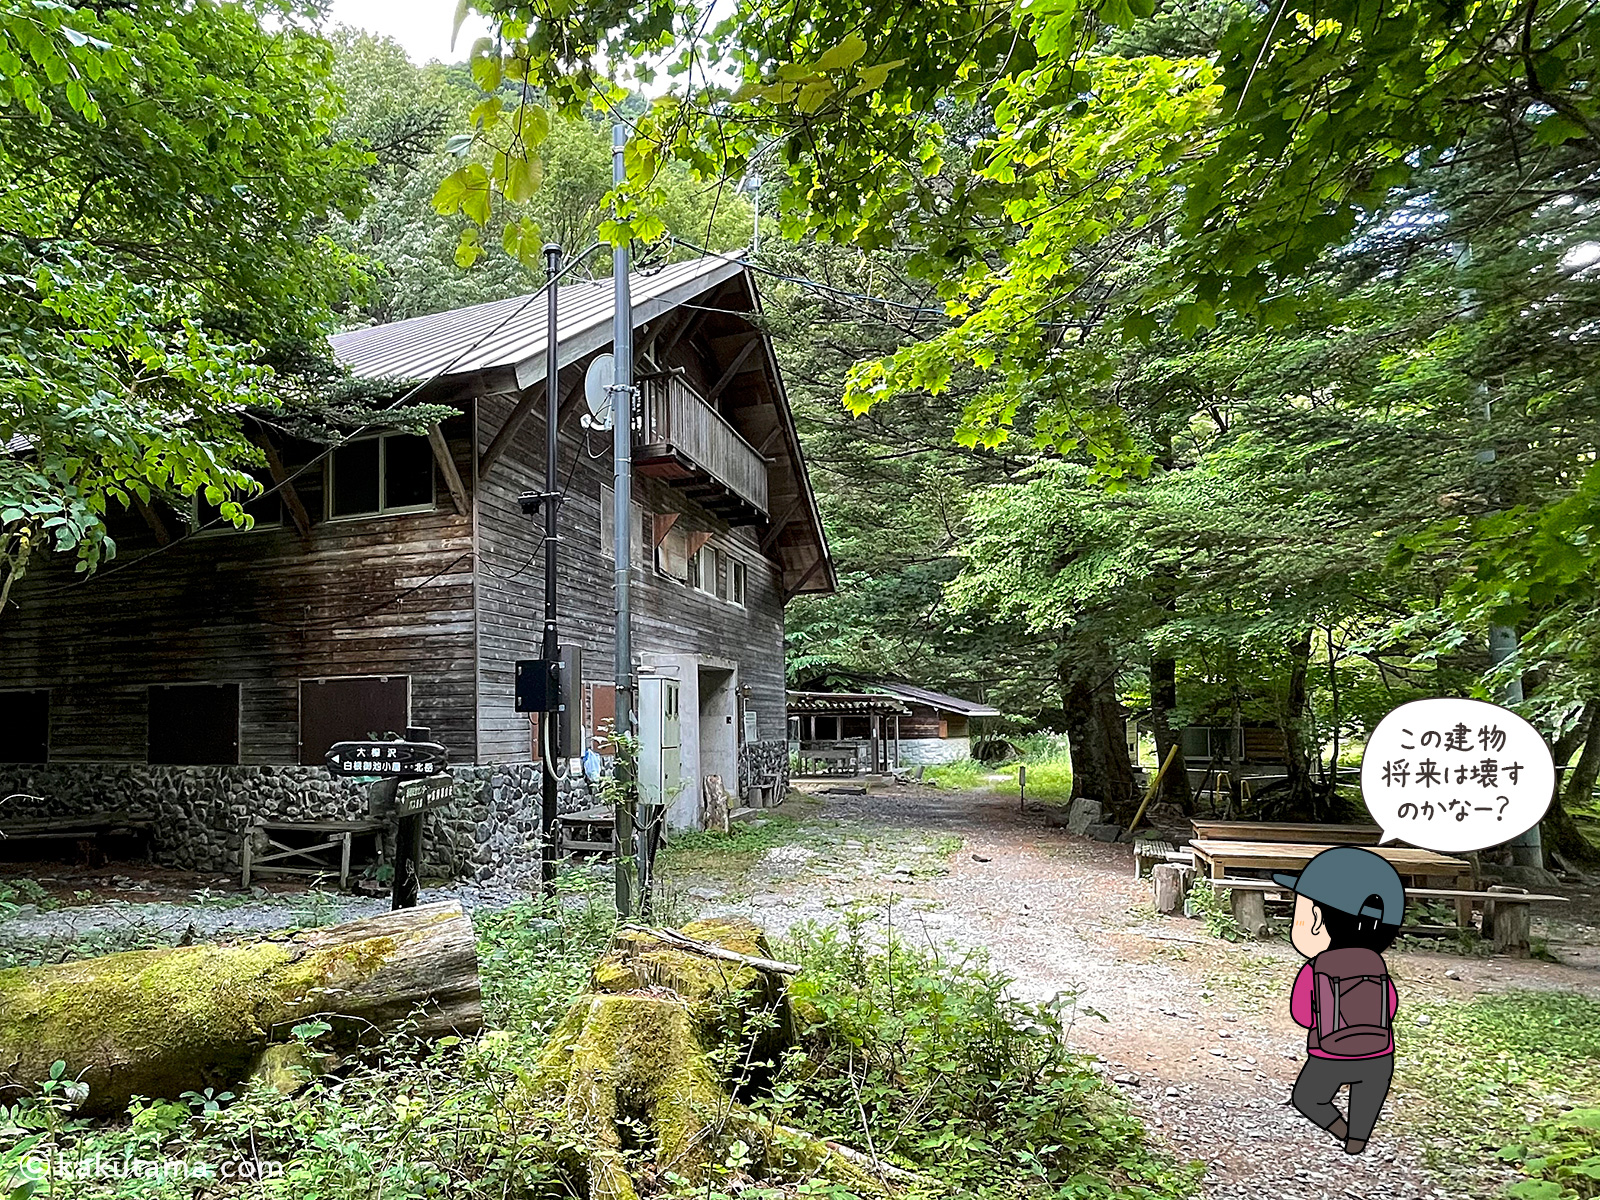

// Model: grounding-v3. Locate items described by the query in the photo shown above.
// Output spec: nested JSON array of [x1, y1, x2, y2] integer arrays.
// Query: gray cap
[[1273, 846, 1406, 924]]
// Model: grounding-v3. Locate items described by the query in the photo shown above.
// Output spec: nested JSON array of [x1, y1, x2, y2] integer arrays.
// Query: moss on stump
[[521, 918, 884, 1200], [0, 901, 481, 1116]]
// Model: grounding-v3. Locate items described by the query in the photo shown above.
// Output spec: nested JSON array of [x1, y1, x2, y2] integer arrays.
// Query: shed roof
[[870, 681, 1002, 718], [787, 690, 910, 715]]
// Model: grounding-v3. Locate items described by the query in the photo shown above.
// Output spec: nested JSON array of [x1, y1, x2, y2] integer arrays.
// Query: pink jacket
[[1290, 961, 1398, 1058]]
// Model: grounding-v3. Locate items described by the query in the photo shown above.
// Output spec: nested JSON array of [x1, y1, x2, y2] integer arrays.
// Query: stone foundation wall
[[737, 739, 789, 800], [0, 762, 597, 886], [896, 736, 972, 766]]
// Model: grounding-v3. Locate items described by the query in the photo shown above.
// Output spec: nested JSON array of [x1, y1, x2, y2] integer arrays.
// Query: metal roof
[[870, 681, 1002, 717], [787, 690, 910, 715], [329, 253, 749, 388]]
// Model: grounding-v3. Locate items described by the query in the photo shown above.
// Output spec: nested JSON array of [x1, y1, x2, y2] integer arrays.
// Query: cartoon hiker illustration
[[1274, 846, 1405, 1155]]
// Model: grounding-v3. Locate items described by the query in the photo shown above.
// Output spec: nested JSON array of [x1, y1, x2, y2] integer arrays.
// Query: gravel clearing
[[668, 783, 1600, 1200]]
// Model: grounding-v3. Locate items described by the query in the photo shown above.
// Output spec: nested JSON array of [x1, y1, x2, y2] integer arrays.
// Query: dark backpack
[[1309, 947, 1393, 1057]]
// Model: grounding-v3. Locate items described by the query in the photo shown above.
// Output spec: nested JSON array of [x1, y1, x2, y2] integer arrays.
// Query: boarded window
[[149, 684, 239, 765], [585, 682, 617, 752], [600, 485, 650, 569], [715, 550, 729, 600], [0, 690, 49, 763], [659, 524, 689, 581], [298, 676, 409, 765]]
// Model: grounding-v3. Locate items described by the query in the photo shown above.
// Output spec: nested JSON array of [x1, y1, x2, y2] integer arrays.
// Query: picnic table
[[795, 747, 859, 777], [1189, 820, 1383, 845], [1189, 837, 1475, 925]]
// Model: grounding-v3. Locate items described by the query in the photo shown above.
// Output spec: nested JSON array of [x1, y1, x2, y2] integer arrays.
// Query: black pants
[[1292, 1054, 1394, 1142]]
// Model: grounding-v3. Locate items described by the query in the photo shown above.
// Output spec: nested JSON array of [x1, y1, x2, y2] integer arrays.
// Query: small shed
[[864, 682, 1001, 765], [786, 691, 909, 775], [786, 679, 1001, 772]]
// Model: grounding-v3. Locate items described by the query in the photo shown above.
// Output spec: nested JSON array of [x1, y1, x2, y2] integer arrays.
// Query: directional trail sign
[[396, 776, 455, 818], [325, 739, 448, 778]]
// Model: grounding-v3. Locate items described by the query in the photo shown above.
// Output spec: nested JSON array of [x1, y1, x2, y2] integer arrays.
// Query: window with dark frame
[[731, 559, 748, 606], [298, 675, 410, 765], [0, 690, 49, 763], [328, 434, 436, 519], [148, 684, 240, 765]]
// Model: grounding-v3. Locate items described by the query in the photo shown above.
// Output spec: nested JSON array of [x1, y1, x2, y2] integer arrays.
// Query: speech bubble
[[1361, 698, 1554, 853]]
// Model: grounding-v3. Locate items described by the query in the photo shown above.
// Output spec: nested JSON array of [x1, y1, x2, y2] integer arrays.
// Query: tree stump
[[1230, 888, 1269, 938], [520, 918, 889, 1200], [0, 901, 481, 1115], [1488, 896, 1532, 957], [1152, 863, 1193, 915]]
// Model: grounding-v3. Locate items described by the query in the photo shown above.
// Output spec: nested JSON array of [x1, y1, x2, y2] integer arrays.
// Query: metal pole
[[541, 243, 562, 897], [611, 122, 636, 919]]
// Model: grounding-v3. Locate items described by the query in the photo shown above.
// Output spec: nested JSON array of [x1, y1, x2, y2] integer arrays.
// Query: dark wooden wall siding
[[899, 705, 946, 739], [0, 414, 480, 765], [474, 360, 789, 763]]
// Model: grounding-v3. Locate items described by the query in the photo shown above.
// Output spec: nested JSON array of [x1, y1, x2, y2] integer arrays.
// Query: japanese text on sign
[[1361, 698, 1554, 853]]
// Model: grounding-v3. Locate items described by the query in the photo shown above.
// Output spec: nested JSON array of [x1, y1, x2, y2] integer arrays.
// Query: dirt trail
[[681, 784, 1600, 1200]]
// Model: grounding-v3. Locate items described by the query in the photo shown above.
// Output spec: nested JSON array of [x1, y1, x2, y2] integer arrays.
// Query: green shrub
[[765, 905, 1197, 1199], [1498, 1107, 1600, 1199]]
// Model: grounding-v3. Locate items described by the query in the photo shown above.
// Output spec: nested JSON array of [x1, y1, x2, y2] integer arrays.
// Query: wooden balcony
[[635, 373, 769, 520]]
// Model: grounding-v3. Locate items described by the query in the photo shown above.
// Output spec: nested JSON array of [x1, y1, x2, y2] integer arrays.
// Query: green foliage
[[769, 907, 1198, 1198], [1183, 879, 1243, 942], [1396, 993, 1600, 1192], [1499, 1108, 1600, 1200], [0, 0, 370, 610]]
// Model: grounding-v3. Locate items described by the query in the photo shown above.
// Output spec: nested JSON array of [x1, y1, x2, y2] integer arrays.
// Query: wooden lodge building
[[0, 254, 833, 883]]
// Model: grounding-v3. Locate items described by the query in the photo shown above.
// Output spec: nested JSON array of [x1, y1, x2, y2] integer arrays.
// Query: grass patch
[[1394, 991, 1600, 1197], [925, 752, 1075, 802]]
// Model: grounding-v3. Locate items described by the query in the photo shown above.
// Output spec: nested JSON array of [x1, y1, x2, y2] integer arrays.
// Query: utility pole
[[540, 243, 562, 896], [611, 121, 636, 918]]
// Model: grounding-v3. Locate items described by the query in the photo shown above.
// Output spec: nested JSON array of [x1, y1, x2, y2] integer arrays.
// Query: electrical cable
[[30, 241, 608, 601]]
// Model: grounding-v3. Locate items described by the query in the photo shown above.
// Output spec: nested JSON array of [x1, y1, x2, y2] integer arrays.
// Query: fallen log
[[0, 900, 481, 1116], [521, 917, 890, 1200]]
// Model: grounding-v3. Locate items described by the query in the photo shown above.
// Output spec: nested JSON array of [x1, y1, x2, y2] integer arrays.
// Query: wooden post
[[1129, 743, 1181, 832], [1152, 862, 1193, 915], [1230, 888, 1269, 939], [1018, 763, 1027, 812], [339, 831, 353, 891]]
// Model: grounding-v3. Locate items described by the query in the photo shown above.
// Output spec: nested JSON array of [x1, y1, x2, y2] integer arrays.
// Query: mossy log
[[0, 900, 481, 1116], [523, 917, 891, 1200]]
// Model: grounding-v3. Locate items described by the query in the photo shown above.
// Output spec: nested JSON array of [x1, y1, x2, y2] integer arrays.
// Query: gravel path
[[669, 783, 1600, 1200]]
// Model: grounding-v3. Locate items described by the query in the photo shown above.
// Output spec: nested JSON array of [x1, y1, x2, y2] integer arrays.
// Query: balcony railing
[[636, 373, 769, 518]]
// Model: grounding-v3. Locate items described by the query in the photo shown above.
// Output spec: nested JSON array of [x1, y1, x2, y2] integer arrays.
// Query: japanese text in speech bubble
[[1361, 698, 1554, 853]]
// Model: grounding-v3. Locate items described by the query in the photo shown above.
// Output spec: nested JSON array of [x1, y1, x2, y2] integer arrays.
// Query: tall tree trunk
[[1060, 644, 1138, 823], [1148, 576, 1191, 812], [1547, 706, 1600, 866], [1280, 630, 1319, 818]]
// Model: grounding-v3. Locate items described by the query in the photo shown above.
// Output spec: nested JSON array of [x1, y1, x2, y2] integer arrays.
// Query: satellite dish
[[583, 353, 615, 430]]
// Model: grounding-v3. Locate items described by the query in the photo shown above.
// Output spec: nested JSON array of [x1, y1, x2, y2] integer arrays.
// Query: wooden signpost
[[325, 728, 450, 910]]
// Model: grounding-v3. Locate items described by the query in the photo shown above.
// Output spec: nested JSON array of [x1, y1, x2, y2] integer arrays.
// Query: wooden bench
[[1133, 837, 1187, 878], [0, 811, 156, 863], [1197, 876, 1567, 955], [746, 772, 783, 809], [557, 805, 616, 857], [797, 747, 859, 777], [242, 820, 387, 890]]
